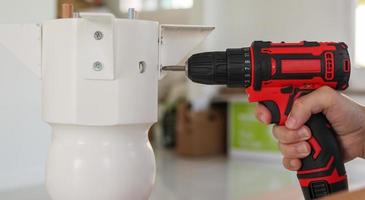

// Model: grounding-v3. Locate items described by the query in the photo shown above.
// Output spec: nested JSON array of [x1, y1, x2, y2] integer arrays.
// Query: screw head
[[93, 61, 103, 71], [94, 31, 103, 40]]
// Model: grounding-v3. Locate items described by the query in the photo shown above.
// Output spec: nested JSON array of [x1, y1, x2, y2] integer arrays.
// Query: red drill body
[[246, 41, 350, 124], [184, 41, 351, 200]]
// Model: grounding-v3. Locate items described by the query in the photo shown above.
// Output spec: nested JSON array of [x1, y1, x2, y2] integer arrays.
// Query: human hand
[[255, 86, 365, 170]]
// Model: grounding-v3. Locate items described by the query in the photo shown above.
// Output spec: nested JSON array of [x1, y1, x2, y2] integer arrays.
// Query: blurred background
[[0, 0, 364, 199]]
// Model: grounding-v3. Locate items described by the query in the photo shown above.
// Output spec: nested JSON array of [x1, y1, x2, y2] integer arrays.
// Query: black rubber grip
[[260, 100, 348, 199], [298, 113, 348, 199]]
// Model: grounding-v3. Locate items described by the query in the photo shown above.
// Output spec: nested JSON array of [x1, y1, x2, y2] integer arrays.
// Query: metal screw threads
[[93, 61, 103, 71], [161, 65, 186, 71], [94, 31, 103, 40]]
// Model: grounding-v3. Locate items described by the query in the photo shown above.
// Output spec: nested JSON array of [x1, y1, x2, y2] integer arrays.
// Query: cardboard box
[[176, 103, 226, 156]]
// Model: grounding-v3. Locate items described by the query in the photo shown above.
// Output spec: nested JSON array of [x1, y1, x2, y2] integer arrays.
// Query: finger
[[286, 86, 338, 129], [273, 125, 311, 144], [279, 142, 311, 158], [255, 103, 271, 124], [282, 157, 302, 171]]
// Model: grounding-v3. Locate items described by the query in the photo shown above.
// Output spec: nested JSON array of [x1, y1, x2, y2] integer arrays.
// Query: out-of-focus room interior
[[0, 0, 365, 199]]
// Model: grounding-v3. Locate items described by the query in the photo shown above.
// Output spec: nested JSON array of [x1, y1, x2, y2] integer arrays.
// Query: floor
[[1, 149, 365, 200]]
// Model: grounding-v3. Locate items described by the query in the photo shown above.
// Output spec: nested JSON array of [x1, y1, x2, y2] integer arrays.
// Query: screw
[[139, 61, 146, 73], [93, 61, 103, 71], [128, 8, 137, 19], [94, 31, 103, 40]]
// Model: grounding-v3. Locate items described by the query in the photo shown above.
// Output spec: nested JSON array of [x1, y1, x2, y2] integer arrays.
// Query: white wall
[[105, 0, 204, 24], [201, 0, 354, 52], [0, 0, 55, 190], [0, 1, 55, 24]]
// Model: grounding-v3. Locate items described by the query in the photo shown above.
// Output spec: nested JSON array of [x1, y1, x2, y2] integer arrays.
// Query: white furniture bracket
[[78, 13, 115, 80]]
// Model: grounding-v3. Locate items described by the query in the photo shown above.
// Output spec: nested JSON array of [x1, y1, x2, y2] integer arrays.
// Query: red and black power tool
[[163, 41, 351, 199]]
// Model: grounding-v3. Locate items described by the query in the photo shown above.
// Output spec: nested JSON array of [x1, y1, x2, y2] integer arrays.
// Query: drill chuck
[[186, 48, 252, 88]]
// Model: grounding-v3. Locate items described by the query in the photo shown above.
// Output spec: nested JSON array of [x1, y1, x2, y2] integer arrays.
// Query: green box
[[229, 101, 278, 152]]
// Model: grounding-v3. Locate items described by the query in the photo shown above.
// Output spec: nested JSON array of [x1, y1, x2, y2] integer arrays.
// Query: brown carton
[[176, 103, 226, 156]]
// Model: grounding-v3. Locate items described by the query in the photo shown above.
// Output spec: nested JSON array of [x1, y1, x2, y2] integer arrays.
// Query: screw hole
[[139, 61, 146, 73]]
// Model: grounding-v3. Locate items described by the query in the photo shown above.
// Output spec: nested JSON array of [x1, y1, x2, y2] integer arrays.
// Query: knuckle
[[272, 126, 281, 139], [282, 158, 297, 171], [291, 97, 312, 119], [319, 86, 338, 106], [322, 86, 336, 96], [287, 129, 301, 141], [273, 126, 297, 143], [282, 158, 290, 169], [280, 142, 309, 158], [281, 134, 292, 143], [292, 98, 305, 111], [279, 143, 292, 156], [278, 143, 284, 152], [282, 131, 298, 143], [319, 85, 331, 93], [320, 86, 337, 98], [328, 92, 338, 106]]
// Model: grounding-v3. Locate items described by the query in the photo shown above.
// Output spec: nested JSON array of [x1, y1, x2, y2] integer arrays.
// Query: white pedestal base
[[46, 124, 155, 200]]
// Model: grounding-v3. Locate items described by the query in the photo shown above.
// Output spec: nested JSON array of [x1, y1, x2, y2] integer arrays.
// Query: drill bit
[[161, 65, 186, 71]]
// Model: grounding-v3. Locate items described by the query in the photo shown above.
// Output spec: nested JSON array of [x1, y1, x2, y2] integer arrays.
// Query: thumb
[[286, 86, 338, 129]]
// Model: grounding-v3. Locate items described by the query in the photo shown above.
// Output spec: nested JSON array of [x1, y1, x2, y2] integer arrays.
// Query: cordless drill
[[163, 41, 351, 200]]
